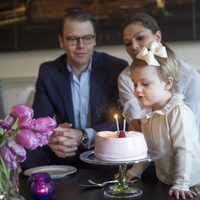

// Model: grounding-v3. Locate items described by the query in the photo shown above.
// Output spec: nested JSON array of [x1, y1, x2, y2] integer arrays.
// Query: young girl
[[128, 41, 200, 199]]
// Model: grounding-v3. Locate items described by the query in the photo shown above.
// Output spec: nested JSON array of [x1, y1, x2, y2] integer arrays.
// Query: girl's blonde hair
[[131, 46, 179, 94]]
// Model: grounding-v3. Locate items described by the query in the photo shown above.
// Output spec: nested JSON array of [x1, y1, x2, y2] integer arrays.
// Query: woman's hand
[[168, 188, 197, 199]]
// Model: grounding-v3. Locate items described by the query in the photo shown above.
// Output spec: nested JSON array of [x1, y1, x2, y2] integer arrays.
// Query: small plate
[[24, 165, 77, 179]]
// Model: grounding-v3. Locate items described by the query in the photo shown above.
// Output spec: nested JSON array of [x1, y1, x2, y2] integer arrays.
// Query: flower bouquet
[[0, 104, 56, 200]]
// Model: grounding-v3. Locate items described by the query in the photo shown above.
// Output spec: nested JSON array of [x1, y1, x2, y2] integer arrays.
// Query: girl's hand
[[169, 188, 197, 199]]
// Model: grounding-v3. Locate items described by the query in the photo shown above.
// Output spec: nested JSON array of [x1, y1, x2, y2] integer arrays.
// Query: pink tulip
[[15, 129, 39, 150], [36, 133, 50, 146], [11, 104, 34, 120], [18, 117, 35, 130], [1, 104, 57, 168], [33, 117, 57, 134], [1, 139, 26, 169]]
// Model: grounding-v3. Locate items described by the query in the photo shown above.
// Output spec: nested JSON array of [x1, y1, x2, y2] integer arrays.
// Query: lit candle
[[123, 119, 126, 132], [30, 182, 55, 200], [114, 114, 120, 132], [37, 184, 48, 194], [29, 173, 55, 200]]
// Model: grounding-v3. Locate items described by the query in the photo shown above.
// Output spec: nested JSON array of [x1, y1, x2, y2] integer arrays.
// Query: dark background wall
[[0, 0, 199, 52]]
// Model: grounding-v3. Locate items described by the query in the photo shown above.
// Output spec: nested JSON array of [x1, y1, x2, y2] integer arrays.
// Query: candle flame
[[114, 114, 120, 132], [38, 184, 48, 194]]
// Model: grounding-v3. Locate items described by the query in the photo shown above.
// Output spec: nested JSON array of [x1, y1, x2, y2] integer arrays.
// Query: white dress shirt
[[67, 61, 96, 148]]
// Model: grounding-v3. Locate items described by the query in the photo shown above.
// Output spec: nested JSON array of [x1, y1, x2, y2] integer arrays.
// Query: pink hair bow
[[136, 41, 167, 66]]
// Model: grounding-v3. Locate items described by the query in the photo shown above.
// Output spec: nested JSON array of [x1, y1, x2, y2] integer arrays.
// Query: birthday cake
[[94, 131, 148, 161]]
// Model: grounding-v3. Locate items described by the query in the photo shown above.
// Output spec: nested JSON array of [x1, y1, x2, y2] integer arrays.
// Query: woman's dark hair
[[121, 12, 176, 57], [121, 12, 160, 35], [58, 9, 96, 36]]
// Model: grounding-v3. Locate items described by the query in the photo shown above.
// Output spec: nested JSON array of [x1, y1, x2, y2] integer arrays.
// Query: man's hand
[[48, 123, 83, 158]]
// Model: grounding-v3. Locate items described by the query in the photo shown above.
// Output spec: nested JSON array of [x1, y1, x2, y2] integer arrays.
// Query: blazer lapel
[[57, 58, 75, 125], [90, 53, 107, 124]]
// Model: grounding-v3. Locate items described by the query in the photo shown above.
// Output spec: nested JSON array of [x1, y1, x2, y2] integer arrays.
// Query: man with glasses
[[22, 9, 128, 169]]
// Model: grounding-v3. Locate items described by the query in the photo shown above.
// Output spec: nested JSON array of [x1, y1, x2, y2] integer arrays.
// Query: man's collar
[[67, 58, 92, 73]]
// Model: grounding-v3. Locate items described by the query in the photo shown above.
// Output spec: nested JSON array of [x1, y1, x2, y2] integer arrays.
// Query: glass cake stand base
[[104, 184, 142, 199], [80, 150, 160, 199], [103, 164, 142, 199]]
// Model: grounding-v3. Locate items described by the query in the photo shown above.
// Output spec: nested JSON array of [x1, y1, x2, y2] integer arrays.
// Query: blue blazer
[[33, 51, 128, 130], [21, 51, 128, 169]]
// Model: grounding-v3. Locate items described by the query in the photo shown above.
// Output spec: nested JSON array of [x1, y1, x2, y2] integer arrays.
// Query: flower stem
[[0, 154, 12, 194]]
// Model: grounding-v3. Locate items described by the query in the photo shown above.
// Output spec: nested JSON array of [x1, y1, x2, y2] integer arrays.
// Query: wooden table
[[19, 166, 200, 200]]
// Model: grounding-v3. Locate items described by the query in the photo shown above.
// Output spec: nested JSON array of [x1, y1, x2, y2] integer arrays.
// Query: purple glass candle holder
[[29, 173, 55, 200], [28, 173, 52, 186]]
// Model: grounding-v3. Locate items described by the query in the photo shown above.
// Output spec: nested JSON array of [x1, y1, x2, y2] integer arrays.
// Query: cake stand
[[80, 150, 160, 199]]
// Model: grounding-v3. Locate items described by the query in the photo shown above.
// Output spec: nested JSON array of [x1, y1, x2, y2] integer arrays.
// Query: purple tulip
[[33, 117, 57, 134], [0, 114, 16, 130], [1, 145, 18, 169], [15, 129, 39, 150], [11, 104, 34, 120], [0, 119, 12, 130], [1, 139, 26, 169]]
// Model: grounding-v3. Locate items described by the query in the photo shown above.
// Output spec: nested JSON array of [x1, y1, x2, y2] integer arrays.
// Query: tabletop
[[19, 166, 200, 200]]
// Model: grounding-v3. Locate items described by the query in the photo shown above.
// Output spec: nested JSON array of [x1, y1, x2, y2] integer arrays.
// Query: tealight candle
[[114, 114, 120, 132], [30, 182, 55, 200], [29, 173, 55, 200]]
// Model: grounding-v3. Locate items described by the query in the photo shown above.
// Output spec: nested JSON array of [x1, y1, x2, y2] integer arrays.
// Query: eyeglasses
[[65, 34, 95, 45]]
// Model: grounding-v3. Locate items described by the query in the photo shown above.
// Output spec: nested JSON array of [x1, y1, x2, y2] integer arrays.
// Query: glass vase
[[0, 155, 25, 200]]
